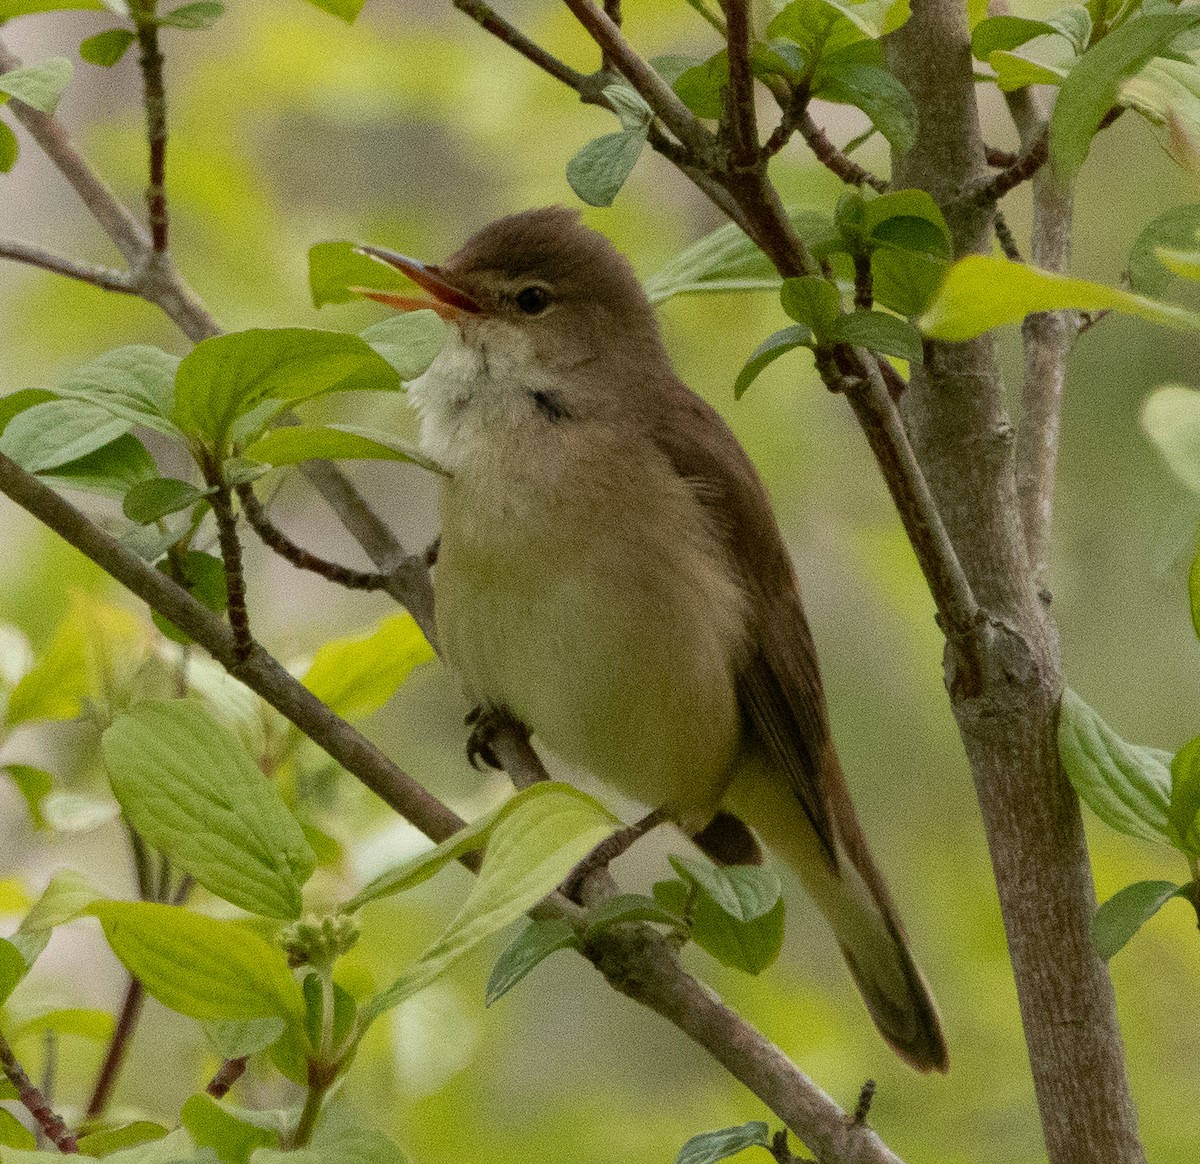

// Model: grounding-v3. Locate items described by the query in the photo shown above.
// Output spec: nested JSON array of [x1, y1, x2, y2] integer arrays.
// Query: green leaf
[[1168, 734, 1200, 853], [123, 477, 211, 524], [308, 240, 414, 309], [344, 782, 583, 912], [734, 325, 814, 399], [971, 14, 1057, 59], [103, 700, 316, 919], [79, 28, 136, 66], [674, 51, 728, 118], [674, 1122, 771, 1164], [1153, 245, 1200, 282], [77, 1123, 169, 1157], [824, 0, 911, 39], [1051, 10, 1200, 181], [871, 247, 949, 318], [0, 120, 17, 171], [0, 399, 131, 474], [11, 1007, 114, 1042], [565, 128, 647, 208], [38, 434, 158, 500], [816, 63, 918, 153], [830, 309, 922, 360], [581, 893, 689, 938], [159, 1, 224, 29], [919, 254, 1200, 340], [243, 424, 446, 476], [0, 389, 55, 435], [0, 0, 120, 13], [0, 1107, 36, 1150], [6, 869, 105, 968], [602, 82, 653, 131], [0, 57, 72, 113], [1049, 6, 1093, 56], [5, 1129, 198, 1164], [152, 550, 227, 644], [181, 1093, 278, 1163], [655, 877, 786, 975], [485, 918, 579, 1005], [1091, 879, 1186, 958], [301, 0, 365, 21], [1058, 688, 1173, 845], [780, 276, 842, 335], [250, 1127, 406, 1164], [668, 855, 783, 922], [862, 188, 952, 250], [1141, 384, 1200, 491], [302, 612, 435, 721], [1, 763, 53, 829], [989, 51, 1069, 92], [89, 901, 305, 1021], [0, 938, 26, 1006], [362, 786, 617, 1022], [55, 345, 181, 436], [172, 328, 401, 450], [202, 1017, 286, 1060], [357, 311, 447, 381]]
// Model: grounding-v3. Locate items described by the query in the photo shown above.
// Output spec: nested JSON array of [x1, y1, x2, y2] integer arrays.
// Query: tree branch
[[0, 451, 907, 1164], [133, 7, 169, 252], [722, 0, 759, 165], [796, 108, 888, 192], [0, 1027, 78, 1153], [0, 241, 135, 293], [451, 0, 588, 89]]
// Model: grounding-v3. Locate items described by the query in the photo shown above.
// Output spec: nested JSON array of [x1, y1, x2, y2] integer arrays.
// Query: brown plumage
[[367, 207, 948, 1072]]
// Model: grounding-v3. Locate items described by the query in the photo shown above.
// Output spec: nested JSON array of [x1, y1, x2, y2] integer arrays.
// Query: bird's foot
[[464, 703, 528, 772], [561, 806, 670, 901]]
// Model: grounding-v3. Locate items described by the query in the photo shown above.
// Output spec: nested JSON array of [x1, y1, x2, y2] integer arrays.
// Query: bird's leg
[[561, 805, 671, 900], [464, 702, 529, 771]]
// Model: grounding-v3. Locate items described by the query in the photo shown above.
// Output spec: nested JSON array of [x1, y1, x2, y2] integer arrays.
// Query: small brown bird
[[360, 207, 948, 1072]]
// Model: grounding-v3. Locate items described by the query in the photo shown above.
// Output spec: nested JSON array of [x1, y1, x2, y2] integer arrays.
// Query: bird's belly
[[436, 492, 746, 827]]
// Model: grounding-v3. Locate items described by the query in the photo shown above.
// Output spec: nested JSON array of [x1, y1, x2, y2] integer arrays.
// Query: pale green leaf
[[181, 1093, 278, 1163], [103, 701, 316, 919], [79, 29, 136, 66], [41, 790, 119, 833], [6, 869, 105, 968], [357, 311, 446, 381], [734, 325, 814, 399], [0, 0, 118, 13], [1169, 734, 1200, 853], [1128, 204, 1200, 294], [55, 345, 181, 437], [38, 434, 158, 500], [201, 1017, 285, 1060], [674, 51, 727, 118], [655, 877, 786, 974], [302, 612, 435, 721], [89, 901, 305, 1021], [668, 856, 782, 922], [159, 1, 224, 29], [989, 51, 1069, 91], [3, 1128, 197, 1164], [1051, 10, 1200, 181], [76, 1123, 170, 1157], [0, 399, 131, 474], [0, 57, 72, 113], [817, 62, 917, 153], [919, 255, 1200, 340], [11, 1007, 114, 1042], [602, 82, 653, 131], [780, 276, 842, 335], [1153, 245, 1200, 282], [674, 1122, 771, 1164], [308, 240, 413, 309], [362, 786, 617, 1021], [0, 939, 25, 1006], [485, 918, 578, 1005], [971, 15, 1056, 59], [122, 477, 211, 524], [1141, 384, 1200, 492], [244, 424, 446, 475], [250, 1127, 406, 1164], [1, 763, 53, 829], [1058, 688, 1173, 846], [565, 129, 647, 208], [0, 1107, 36, 1150], [1091, 879, 1186, 958], [581, 893, 689, 938]]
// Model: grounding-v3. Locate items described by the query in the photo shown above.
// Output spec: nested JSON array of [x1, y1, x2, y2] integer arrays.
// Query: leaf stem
[[83, 979, 145, 1122], [206, 1056, 247, 1099], [0, 1028, 78, 1152]]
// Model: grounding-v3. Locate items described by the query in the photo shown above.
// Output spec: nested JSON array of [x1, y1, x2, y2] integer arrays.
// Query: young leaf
[[79, 28, 136, 66], [158, 1, 224, 29], [89, 901, 305, 1021], [308, 240, 414, 309], [1058, 688, 1173, 846], [122, 477, 211, 524], [244, 424, 446, 476], [202, 1017, 286, 1060], [1168, 735, 1200, 853], [102, 700, 316, 919], [668, 856, 783, 922], [581, 893, 689, 939], [302, 612, 435, 721], [817, 63, 918, 154], [0, 389, 55, 436], [250, 1127, 407, 1164], [1091, 879, 1186, 958], [988, 52, 1070, 92], [0, 57, 72, 113], [0, 399, 131, 474], [861, 188, 951, 249], [734, 325, 815, 399], [871, 246, 949, 318], [362, 786, 617, 1022], [829, 310, 922, 360], [10, 1007, 114, 1042], [674, 51, 728, 118], [655, 877, 787, 975], [602, 82, 653, 131], [6, 869, 105, 968], [172, 328, 402, 450], [780, 276, 842, 336], [302, 0, 366, 21], [1052, 10, 1200, 181], [181, 1093, 279, 1162], [485, 917, 579, 1005], [565, 129, 647, 208], [1141, 384, 1200, 492], [54, 345, 181, 437], [75, 1124, 169, 1157], [675, 1121, 771, 1164], [919, 255, 1200, 341], [1, 763, 53, 829], [0, 939, 26, 1006], [152, 550, 228, 645], [0, 121, 17, 171], [358, 311, 446, 380], [1153, 245, 1200, 283], [38, 434, 158, 500], [971, 14, 1057, 59], [0, 1107, 36, 1150]]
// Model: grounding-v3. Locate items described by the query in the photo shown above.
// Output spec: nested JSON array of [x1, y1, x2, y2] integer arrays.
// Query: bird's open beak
[[352, 245, 481, 320]]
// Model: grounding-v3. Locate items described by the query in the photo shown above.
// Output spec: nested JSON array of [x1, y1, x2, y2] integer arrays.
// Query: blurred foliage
[[1, 0, 1200, 1161]]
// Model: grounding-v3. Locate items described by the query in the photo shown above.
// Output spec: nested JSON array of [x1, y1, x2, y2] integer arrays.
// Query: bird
[[356, 206, 948, 1073]]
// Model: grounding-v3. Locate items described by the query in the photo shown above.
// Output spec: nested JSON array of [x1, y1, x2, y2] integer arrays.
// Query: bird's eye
[[515, 286, 550, 315]]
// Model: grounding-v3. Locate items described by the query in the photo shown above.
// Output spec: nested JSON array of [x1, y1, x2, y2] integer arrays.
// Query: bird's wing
[[649, 384, 837, 866]]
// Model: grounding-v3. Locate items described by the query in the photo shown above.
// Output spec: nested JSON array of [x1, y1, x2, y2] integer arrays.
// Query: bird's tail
[[722, 754, 948, 1073]]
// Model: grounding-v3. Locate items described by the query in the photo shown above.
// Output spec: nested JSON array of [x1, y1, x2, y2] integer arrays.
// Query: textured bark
[[886, 3, 1145, 1162]]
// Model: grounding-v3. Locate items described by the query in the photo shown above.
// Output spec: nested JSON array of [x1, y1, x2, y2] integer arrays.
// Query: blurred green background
[[2, 1, 1200, 1160]]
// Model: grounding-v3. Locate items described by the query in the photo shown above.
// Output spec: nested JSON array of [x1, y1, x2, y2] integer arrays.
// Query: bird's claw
[[464, 703, 524, 772]]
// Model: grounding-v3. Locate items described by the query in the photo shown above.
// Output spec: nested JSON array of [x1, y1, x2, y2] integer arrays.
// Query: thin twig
[[992, 209, 1022, 261], [850, 1079, 876, 1126], [975, 128, 1048, 203], [84, 980, 145, 1122], [133, 9, 169, 252], [206, 1057, 247, 1099], [236, 482, 391, 591], [207, 480, 253, 663], [797, 108, 888, 192], [451, 0, 587, 89], [0, 1028, 78, 1153], [853, 252, 873, 310], [0, 241, 135, 293], [985, 145, 1020, 168]]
